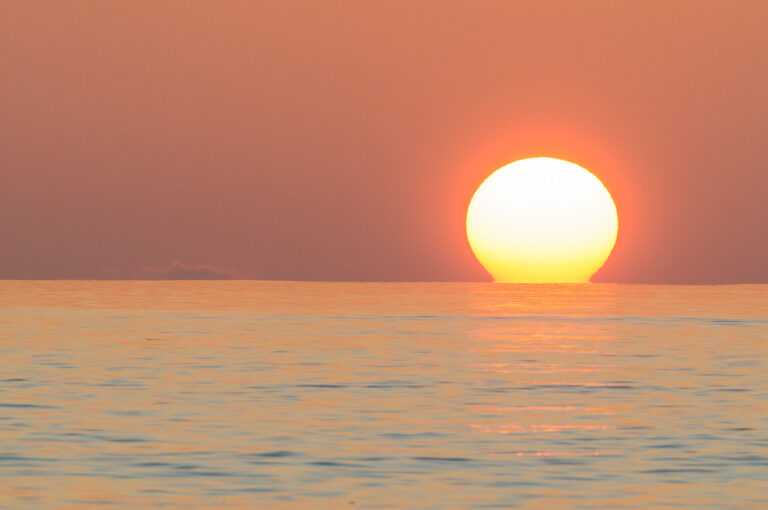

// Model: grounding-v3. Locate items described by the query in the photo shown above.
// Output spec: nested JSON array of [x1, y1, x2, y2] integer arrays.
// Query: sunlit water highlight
[[1, 282, 766, 508]]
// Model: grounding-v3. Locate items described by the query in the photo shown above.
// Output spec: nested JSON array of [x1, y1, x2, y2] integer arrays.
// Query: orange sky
[[1, 1, 767, 282]]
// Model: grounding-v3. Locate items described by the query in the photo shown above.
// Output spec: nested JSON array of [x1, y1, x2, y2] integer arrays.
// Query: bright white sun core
[[466, 157, 618, 283]]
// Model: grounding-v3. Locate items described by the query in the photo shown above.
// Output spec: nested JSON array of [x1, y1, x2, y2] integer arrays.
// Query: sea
[[0, 281, 766, 509]]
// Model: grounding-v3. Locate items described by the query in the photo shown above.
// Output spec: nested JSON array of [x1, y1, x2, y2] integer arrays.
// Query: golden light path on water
[[0, 282, 766, 508]]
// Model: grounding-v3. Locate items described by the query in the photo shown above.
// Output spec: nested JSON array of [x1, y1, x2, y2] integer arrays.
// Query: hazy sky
[[2, 1, 767, 282]]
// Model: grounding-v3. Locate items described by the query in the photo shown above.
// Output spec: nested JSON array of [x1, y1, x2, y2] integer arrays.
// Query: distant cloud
[[133, 260, 241, 280], [97, 266, 123, 279]]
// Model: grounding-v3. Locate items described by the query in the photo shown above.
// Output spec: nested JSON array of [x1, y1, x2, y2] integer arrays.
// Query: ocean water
[[0, 281, 766, 509]]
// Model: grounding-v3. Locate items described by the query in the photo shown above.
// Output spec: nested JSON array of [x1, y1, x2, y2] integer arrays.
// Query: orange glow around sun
[[466, 157, 618, 283]]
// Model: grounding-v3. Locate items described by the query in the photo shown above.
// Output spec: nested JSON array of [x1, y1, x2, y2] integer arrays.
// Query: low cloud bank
[[133, 260, 240, 280]]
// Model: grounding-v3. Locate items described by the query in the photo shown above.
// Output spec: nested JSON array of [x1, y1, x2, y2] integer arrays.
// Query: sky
[[2, 1, 767, 283]]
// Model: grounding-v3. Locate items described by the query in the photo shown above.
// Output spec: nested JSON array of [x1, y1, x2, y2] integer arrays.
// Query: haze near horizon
[[2, 1, 767, 283]]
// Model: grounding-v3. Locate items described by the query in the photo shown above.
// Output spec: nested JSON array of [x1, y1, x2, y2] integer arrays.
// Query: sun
[[466, 157, 618, 283]]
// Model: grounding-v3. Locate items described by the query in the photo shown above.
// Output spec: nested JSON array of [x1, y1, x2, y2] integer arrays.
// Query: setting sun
[[466, 157, 618, 283]]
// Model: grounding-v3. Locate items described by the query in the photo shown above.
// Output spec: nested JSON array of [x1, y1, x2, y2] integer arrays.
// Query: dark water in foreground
[[0, 282, 766, 508]]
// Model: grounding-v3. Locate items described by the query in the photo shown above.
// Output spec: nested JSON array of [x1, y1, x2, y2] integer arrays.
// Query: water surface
[[1, 282, 766, 508]]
